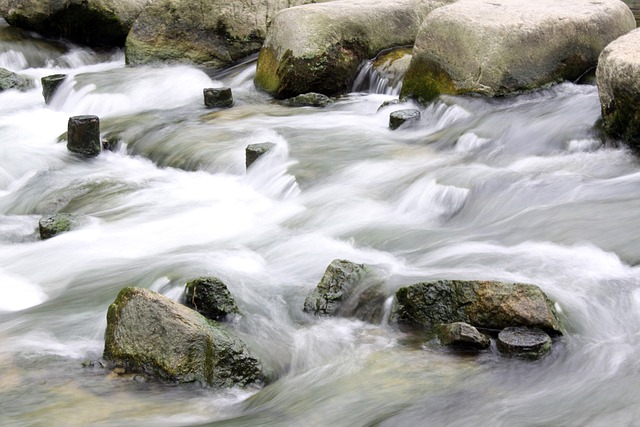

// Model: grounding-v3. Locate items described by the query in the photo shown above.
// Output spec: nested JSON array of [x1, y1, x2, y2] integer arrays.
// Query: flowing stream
[[1, 14, 640, 427]]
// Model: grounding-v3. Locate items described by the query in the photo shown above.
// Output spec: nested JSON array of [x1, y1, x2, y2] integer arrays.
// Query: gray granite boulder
[[401, 0, 636, 102]]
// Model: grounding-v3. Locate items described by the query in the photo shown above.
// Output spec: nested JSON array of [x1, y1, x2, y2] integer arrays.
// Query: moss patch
[[400, 57, 458, 103]]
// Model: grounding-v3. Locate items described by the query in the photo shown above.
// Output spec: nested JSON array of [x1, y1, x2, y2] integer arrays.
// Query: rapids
[[1, 13, 640, 427]]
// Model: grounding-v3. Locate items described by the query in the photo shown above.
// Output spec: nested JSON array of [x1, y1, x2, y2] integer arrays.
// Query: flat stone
[[497, 327, 552, 359]]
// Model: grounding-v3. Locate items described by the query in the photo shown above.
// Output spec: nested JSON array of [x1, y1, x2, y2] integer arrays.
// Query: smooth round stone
[[497, 327, 552, 359], [389, 109, 421, 130], [203, 87, 233, 108]]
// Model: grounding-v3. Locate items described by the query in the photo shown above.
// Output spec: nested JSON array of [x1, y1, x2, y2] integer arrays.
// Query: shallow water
[[1, 13, 640, 427]]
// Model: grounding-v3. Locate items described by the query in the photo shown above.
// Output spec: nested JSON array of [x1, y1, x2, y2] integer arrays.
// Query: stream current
[[0, 15, 640, 427]]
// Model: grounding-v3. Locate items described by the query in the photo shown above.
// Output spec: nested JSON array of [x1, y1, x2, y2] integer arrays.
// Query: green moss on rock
[[400, 57, 458, 103]]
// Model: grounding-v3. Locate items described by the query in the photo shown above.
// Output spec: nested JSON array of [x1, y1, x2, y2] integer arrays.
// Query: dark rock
[[245, 142, 275, 169], [41, 74, 66, 104], [204, 87, 233, 108], [436, 322, 490, 350], [38, 213, 76, 239], [280, 93, 333, 108], [103, 287, 263, 387], [67, 115, 101, 156], [184, 277, 240, 321], [389, 109, 421, 130], [0, 67, 34, 92], [497, 327, 552, 359], [394, 280, 563, 335], [303, 259, 387, 322]]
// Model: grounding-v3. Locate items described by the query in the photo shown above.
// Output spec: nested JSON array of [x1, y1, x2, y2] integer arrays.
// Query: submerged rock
[[38, 213, 76, 239], [497, 327, 552, 359], [0, 67, 33, 92], [597, 28, 640, 150], [41, 74, 66, 104], [203, 87, 233, 108], [103, 287, 263, 387], [0, 0, 149, 47], [254, 0, 451, 98], [280, 93, 333, 108], [436, 322, 490, 350], [394, 280, 563, 335], [67, 115, 101, 156], [303, 259, 387, 322], [389, 109, 421, 130], [125, 0, 320, 68], [245, 142, 275, 169], [184, 277, 240, 321], [401, 0, 636, 102]]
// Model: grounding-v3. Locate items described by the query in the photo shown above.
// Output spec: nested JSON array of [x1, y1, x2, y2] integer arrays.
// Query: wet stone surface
[[497, 327, 552, 359]]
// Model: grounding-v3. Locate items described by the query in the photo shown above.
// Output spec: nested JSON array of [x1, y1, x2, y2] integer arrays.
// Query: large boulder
[[254, 0, 452, 98], [394, 280, 563, 335], [125, 0, 324, 68], [303, 259, 387, 322], [103, 287, 263, 387], [0, 0, 150, 47], [401, 0, 636, 102], [597, 28, 640, 149]]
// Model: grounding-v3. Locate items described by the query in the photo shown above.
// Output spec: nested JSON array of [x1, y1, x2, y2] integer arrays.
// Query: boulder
[[184, 277, 240, 321], [401, 0, 636, 102], [125, 0, 323, 68], [103, 287, 263, 387], [67, 115, 101, 157], [303, 259, 387, 322], [280, 92, 333, 108], [597, 28, 640, 149], [38, 213, 76, 239], [389, 109, 421, 130], [0, 0, 150, 47], [245, 142, 275, 169], [497, 327, 552, 360], [0, 67, 33, 92], [41, 74, 67, 104], [394, 280, 563, 335], [203, 87, 233, 108], [254, 0, 452, 98], [436, 322, 490, 350]]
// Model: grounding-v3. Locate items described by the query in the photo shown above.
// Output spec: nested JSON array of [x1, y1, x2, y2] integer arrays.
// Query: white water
[[1, 19, 640, 427]]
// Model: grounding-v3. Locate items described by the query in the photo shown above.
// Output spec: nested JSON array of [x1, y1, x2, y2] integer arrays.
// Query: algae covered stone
[[395, 280, 563, 335], [184, 277, 240, 321], [401, 0, 636, 102], [38, 213, 76, 239], [103, 287, 263, 387]]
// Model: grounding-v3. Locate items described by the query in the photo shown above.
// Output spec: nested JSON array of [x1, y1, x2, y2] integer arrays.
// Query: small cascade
[[351, 47, 412, 95]]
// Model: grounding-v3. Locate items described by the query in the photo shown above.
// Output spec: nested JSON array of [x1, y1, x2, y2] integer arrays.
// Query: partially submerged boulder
[[394, 280, 563, 335], [389, 109, 421, 130], [38, 213, 77, 239], [245, 142, 275, 169], [67, 115, 101, 157], [280, 92, 333, 108], [203, 87, 233, 108], [497, 327, 552, 360], [184, 277, 240, 321], [104, 287, 263, 387], [597, 28, 640, 149], [254, 0, 452, 98], [125, 0, 321, 68], [0, 0, 150, 47], [41, 74, 67, 104], [303, 259, 387, 322], [436, 322, 490, 350], [401, 0, 636, 102], [0, 67, 33, 92]]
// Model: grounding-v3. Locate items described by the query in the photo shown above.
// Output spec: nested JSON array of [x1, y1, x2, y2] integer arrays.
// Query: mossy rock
[[38, 213, 77, 239], [0, 67, 33, 92], [184, 277, 240, 321]]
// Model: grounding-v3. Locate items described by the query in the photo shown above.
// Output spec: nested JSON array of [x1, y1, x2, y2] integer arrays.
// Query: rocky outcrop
[[436, 322, 490, 350], [125, 0, 323, 69], [0, 0, 150, 47], [303, 259, 387, 322], [254, 0, 452, 98], [401, 0, 636, 102], [0, 67, 33, 92], [104, 287, 263, 387], [597, 28, 640, 150], [394, 280, 563, 335], [184, 277, 240, 321]]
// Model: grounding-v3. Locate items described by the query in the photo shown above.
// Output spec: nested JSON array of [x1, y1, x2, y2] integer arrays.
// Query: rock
[[254, 0, 451, 98], [389, 109, 421, 130], [394, 280, 563, 335], [303, 259, 387, 322], [597, 28, 640, 149], [280, 92, 333, 108], [245, 142, 275, 169], [125, 0, 321, 68], [0, 67, 33, 92], [204, 87, 233, 109], [67, 115, 101, 156], [0, 0, 150, 47], [184, 277, 240, 321], [103, 287, 263, 387], [38, 213, 76, 239], [401, 0, 636, 102], [497, 327, 552, 360], [41, 74, 66, 104], [353, 47, 412, 94], [436, 322, 490, 350]]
